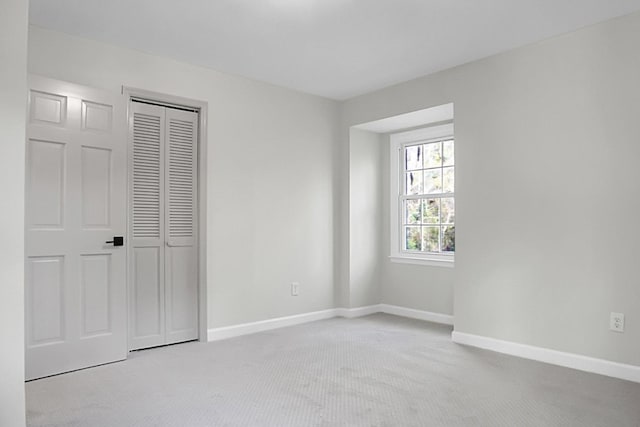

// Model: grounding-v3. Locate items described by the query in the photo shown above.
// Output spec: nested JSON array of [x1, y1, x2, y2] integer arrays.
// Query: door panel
[[81, 146, 112, 227], [131, 108, 163, 240], [129, 102, 166, 350], [30, 90, 67, 125], [131, 246, 164, 349], [26, 139, 66, 228], [166, 245, 198, 344], [25, 75, 127, 380], [164, 108, 198, 344], [80, 254, 112, 336], [26, 256, 65, 345], [82, 100, 112, 132]]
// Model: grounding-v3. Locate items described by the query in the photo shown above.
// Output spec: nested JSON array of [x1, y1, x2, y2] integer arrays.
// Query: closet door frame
[[123, 87, 208, 348]]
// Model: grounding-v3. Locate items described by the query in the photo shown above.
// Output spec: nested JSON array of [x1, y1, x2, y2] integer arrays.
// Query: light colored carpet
[[27, 314, 640, 427]]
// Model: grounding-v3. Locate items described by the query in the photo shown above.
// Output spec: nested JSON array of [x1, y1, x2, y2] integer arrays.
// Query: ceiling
[[29, 0, 640, 100]]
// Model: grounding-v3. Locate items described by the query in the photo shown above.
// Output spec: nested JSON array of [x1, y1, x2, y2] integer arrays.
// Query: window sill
[[389, 255, 454, 268]]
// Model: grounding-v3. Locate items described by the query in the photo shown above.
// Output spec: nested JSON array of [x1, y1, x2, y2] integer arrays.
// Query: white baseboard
[[207, 304, 453, 342], [335, 304, 382, 318], [380, 304, 454, 325], [207, 309, 336, 342], [452, 331, 640, 384]]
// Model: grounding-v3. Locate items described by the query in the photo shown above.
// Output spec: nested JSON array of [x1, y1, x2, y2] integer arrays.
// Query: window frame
[[389, 123, 455, 268]]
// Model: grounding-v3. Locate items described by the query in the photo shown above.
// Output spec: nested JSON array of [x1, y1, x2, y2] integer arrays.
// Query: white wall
[[348, 129, 383, 307], [0, 1, 28, 426], [28, 26, 340, 328], [343, 12, 640, 366]]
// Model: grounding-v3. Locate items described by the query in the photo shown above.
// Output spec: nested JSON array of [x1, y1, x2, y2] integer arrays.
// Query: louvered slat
[[133, 113, 161, 239], [167, 118, 195, 239]]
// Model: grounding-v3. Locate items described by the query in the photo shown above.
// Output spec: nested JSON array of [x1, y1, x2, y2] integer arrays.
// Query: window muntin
[[400, 138, 455, 255]]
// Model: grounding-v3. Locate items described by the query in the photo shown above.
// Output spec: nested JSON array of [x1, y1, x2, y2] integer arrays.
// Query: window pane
[[398, 136, 455, 256], [406, 171, 423, 195], [443, 140, 454, 167], [441, 197, 455, 224], [405, 145, 422, 171], [405, 226, 422, 250], [442, 226, 455, 252], [422, 226, 440, 252], [443, 167, 455, 193], [423, 142, 442, 168], [405, 199, 421, 224], [424, 169, 442, 194], [422, 198, 439, 224]]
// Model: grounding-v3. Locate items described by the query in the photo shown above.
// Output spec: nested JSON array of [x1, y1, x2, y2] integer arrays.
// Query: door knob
[[106, 236, 124, 246]]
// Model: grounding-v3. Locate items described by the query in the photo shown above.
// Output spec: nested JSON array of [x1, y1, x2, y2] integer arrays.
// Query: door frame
[[122, 86, 208, 346]]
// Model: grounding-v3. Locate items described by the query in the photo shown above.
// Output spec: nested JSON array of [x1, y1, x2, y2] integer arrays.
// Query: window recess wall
[[128, 99, 200, 351]]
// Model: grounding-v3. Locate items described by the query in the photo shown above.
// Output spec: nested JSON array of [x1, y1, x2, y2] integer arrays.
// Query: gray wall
[[346, 129, 455, 315], [0, 0, 28, 426], [28, 26, 340, 329], [348, 129, 383, 307], [343, 12, 640, 366], [379, 136, 454, 314]]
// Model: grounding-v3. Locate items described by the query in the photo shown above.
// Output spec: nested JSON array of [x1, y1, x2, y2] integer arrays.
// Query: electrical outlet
[[291, 282, 299, 296], [610, 312, 625, 333]]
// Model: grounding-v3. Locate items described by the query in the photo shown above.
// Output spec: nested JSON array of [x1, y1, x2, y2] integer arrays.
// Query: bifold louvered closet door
[[129, 101, 198, 351]]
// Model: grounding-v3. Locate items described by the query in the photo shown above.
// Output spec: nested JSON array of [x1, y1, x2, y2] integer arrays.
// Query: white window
[[390, 124, 454, 267]]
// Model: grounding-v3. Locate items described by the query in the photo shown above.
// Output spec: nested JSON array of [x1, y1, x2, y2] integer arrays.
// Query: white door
[[25, 76, 127, 380], [129, 101, 199, 350]]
